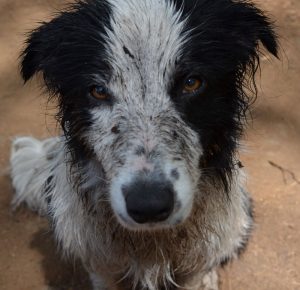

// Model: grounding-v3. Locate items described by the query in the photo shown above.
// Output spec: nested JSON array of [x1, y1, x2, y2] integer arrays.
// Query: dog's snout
[[123, 180, 175, 224]]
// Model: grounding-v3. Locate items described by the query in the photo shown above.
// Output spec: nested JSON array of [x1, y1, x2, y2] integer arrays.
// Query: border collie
[[10, 0, 278, 289]]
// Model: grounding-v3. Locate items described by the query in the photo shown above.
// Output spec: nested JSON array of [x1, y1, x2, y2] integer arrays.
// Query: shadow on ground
[[30, 229, 91, 290]]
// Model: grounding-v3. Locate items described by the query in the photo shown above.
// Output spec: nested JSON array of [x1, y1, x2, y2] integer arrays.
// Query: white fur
[[83, 0, 202, 230], [10, 137, 60, 214]]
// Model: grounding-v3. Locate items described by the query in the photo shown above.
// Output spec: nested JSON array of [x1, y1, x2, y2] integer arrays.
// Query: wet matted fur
[[10, 0, 278, 289]]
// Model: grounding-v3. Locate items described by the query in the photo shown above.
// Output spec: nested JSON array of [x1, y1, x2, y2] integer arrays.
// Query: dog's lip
[[118, 213, 134, 226], [117, 212, 182, 230]]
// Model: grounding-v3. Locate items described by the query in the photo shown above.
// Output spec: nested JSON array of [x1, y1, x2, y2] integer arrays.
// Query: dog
[[10, 0, 278, 289]]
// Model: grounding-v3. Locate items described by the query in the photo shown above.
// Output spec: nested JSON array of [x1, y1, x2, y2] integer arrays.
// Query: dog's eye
[[90, 86, 109, 101], [183, 77, 205, 94]]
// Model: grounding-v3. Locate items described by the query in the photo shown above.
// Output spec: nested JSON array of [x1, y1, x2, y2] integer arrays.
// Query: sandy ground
[[0, 0, 299, 289]]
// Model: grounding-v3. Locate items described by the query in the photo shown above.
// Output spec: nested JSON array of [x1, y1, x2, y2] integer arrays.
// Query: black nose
[[123, 179, 175, 224]]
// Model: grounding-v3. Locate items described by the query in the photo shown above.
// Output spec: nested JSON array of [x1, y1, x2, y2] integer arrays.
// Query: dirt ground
[[0, 0, 299, 289]]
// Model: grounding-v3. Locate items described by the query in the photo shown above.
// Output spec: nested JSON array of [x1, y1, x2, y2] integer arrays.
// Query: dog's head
[[21, 0, 277, 230]]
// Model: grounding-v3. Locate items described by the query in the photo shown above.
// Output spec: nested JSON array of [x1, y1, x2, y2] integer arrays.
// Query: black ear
[[20, 1, 111, 91], [177, 0, 279, 76], [228, 1, 278, 62], [21, 22, 58, 82]]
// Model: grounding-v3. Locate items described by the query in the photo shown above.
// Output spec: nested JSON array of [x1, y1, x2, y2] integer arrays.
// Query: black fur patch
[[171, 0, 278, 191], [44, 175, 54, 205], [21, 0, 112, 161], [123, 46, 135, 59]]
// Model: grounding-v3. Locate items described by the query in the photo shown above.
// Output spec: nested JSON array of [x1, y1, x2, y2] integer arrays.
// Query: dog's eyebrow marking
[[123, 46, 135, 60]]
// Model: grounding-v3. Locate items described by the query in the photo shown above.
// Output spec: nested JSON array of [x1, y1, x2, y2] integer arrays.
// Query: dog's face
[[21, 0, 277, 230]]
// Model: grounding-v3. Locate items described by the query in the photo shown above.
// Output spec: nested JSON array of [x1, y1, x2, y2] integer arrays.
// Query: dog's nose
[[123, 180, 174, 224]]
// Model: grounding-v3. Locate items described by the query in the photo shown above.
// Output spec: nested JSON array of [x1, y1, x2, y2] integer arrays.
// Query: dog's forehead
[[105, 0, 186, 101]]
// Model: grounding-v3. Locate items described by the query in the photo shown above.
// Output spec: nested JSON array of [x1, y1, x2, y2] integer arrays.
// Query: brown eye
[[183, 77, 204, 94], [90, 86, 109, 100]]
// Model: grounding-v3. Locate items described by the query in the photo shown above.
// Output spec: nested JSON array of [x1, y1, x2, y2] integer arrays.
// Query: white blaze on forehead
[[105, 0, 187, 100]]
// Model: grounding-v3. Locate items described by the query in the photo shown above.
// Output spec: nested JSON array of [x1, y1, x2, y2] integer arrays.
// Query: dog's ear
[[20, 2, 111, 89], [229, 1, 278, 63], [21, 21, 58, 82], [180, 0, 278, 76]]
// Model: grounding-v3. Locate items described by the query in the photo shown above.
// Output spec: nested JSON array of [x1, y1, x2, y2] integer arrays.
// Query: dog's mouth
[[116, 210, 184, 231]]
